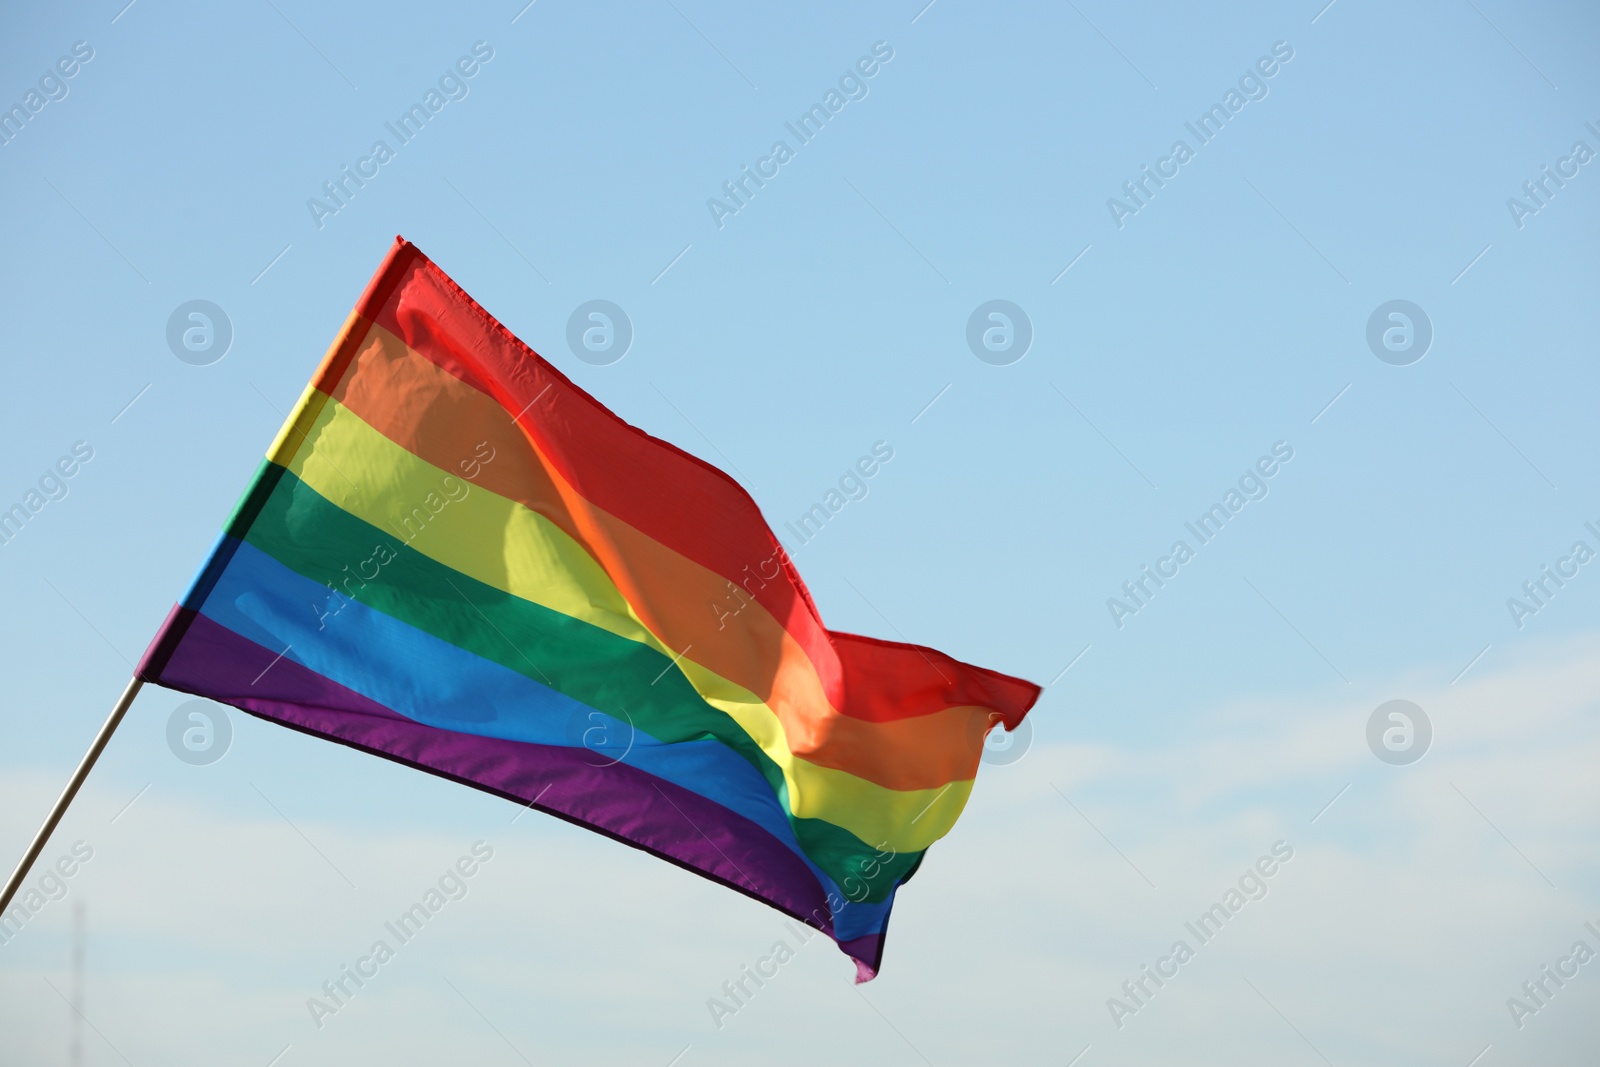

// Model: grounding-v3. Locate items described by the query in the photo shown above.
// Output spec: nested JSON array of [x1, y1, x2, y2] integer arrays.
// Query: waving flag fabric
[[137, 237, 1040, 980]]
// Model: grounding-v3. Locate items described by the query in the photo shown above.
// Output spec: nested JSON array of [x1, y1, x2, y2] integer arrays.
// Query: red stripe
[[350, 238, 1040, 727]]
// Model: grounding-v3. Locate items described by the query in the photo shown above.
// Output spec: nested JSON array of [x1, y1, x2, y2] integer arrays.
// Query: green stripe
[[232, 466, 922, 900]]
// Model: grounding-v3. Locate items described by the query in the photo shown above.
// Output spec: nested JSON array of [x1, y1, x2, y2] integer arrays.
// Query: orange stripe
[[328, 323, 994, 792]]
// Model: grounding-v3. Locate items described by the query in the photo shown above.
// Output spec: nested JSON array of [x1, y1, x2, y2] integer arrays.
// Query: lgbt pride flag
[[137, 238, 1040, 979]]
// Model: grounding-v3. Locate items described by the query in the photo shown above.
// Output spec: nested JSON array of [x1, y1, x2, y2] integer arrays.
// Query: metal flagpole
[[0, 676, 144, 915]]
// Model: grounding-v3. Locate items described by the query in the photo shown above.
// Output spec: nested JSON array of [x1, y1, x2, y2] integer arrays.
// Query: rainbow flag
[[137, 238, 1040, 980]]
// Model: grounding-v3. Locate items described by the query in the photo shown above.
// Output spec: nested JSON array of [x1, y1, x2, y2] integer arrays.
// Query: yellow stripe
[[273, 395, 974, 851]]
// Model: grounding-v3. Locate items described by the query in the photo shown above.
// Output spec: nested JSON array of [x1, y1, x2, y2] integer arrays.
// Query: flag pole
[[0, 676, 144, 915]]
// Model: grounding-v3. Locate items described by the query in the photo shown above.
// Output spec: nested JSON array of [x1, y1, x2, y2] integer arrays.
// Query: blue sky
[[2, 1, 1599, 1063]]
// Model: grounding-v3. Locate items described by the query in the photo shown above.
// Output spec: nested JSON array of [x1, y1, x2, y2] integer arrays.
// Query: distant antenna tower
[[70, 900, 84, 1067]]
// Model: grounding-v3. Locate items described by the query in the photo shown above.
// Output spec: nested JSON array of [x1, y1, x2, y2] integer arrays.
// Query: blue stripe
[[197, 537, 890, 938]]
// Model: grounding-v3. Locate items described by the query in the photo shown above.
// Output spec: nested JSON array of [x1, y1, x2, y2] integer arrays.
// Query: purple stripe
[[137, 602, 192, 682], [840, 934, 885, 983], [148, 609, 875, 965]]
